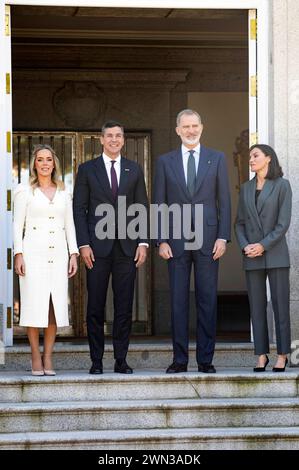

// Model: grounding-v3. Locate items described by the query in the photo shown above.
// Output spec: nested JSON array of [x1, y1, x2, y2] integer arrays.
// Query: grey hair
[[176, 109, 202, 126]]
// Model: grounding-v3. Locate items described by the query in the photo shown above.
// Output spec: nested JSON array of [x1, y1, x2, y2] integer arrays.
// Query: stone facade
[[272, 0, 299, 342]]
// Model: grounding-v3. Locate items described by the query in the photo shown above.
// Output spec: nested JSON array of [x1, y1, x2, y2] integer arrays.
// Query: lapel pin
[[125, 168, 130, 172], [208, 160, 211, 164]]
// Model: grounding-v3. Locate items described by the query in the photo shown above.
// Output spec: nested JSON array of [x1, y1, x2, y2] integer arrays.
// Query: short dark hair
[[249, 144, 283, 180], [101, 120, 124, 134]]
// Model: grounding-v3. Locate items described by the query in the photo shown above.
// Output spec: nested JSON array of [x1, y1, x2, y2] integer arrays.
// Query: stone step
[[1, 427, 299, 450], [2, 341, 285, 370], [1, 397, 299, 433], [0, 370, 298, 402]]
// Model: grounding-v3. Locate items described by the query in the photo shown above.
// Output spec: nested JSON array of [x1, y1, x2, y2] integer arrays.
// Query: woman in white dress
[[14, 144, 79, 375]]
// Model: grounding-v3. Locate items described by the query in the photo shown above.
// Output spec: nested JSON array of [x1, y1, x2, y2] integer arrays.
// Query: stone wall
[[272, 0, 299, 342]]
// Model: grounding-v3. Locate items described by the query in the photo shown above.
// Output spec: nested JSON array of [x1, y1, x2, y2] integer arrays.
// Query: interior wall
[[188, 92, 248, 291]]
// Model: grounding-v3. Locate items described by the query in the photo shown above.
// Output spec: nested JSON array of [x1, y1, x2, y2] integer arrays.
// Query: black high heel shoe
[[272, 357, 288, 372], [253, 355, 269, 372]]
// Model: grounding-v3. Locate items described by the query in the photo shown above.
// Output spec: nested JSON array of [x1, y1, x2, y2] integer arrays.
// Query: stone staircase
[[0, 342, 299, 449], [1, 340, 285, 370]]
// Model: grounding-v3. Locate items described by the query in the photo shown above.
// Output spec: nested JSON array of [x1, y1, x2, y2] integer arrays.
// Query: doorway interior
[[11, 5, 251, 340]]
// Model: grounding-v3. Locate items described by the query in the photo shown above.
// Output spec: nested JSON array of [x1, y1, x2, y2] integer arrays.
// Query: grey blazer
[[235, 177, 292, 270]]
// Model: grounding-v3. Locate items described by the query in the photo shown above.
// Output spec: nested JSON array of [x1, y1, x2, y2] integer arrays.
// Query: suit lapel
[[245, 177, 262, 230], [93, 156, 115, 204], [170, 149, 190, 199], [194, 145, 212, 195], [170, 146, 212, 198], [256, 179, 275, 214], [118, 157, 130, 195]]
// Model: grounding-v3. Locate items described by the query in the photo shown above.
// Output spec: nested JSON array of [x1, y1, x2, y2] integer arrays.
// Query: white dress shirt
[[102, 152, 121, 186]]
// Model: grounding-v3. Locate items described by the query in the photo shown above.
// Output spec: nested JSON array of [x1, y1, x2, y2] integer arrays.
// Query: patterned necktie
[[110, 160, 118, 201], [187, 150, 196, 196]]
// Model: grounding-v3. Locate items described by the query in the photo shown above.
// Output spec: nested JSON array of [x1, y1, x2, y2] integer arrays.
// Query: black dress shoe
[[198, 363, 216, 373], [253, 355, 269, 372], [114, 360, 133, 374], [166, 362, 187, 374], [89, 364, 103, 374], [272, 357, 288, 372]]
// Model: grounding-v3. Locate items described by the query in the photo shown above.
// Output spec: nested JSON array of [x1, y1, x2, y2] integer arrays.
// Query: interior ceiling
[[11, 6, 248, 48]]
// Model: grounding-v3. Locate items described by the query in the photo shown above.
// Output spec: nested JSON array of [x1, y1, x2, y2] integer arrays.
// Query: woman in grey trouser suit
[[235, 144, 292, 372]]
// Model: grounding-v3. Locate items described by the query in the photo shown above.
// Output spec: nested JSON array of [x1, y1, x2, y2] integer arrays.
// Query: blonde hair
[[29, 144, 65, 190]]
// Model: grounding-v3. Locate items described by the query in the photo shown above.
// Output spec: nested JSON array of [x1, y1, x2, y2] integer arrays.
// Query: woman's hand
[[15, 253, 25, 276], [68, 253, 78, 278], [244, 243, 265, 258]]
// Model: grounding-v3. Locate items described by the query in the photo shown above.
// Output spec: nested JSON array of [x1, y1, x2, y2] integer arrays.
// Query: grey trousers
[[245, 267, 291, 355]]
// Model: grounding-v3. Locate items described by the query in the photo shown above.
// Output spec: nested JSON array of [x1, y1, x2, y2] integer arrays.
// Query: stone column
[[272, 0, 299, 345]]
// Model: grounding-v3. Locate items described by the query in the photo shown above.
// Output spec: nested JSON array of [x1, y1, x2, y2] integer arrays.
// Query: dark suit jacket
[[154, 145, 231, 257], [73, 155, 148, 258], [235, 176, 292, 270]]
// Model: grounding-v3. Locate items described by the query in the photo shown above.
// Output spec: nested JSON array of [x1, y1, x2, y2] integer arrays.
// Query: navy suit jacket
[[73, 155, 148, 258], [154, 145, 231, 257]]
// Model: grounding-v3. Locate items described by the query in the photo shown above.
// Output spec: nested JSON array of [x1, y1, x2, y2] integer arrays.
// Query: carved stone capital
[[53, 81, 106, 127]]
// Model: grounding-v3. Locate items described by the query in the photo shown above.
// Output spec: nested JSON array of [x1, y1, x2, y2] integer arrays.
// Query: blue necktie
[[187, 150, 196, 196], [110, 160, 118, 201]]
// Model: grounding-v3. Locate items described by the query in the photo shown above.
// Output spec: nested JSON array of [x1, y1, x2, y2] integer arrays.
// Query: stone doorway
[[11, 6, 250, 340]]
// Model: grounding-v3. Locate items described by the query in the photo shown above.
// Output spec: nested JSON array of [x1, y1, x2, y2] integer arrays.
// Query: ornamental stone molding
[[53, 81, 106, 127], [14, 69, 189, 91]]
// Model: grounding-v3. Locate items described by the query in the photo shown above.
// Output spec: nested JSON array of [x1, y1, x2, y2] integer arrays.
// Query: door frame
[[1, 0, 270, 345]]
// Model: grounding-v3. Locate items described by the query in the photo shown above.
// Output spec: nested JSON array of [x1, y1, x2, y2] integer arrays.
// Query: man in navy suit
[[73, 121, 148, 374], [154, 109, 231, 373]]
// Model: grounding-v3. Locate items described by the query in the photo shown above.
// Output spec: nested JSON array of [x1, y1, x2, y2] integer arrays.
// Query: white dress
[[13, 184, 79, 327]]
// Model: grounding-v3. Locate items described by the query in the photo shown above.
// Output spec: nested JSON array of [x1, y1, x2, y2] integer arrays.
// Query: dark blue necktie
[[110, 160, 118, 201], [187, 150, 196, 196]]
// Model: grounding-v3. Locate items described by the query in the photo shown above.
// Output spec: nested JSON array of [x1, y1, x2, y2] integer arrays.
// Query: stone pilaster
[[272, 0, 299, 343]]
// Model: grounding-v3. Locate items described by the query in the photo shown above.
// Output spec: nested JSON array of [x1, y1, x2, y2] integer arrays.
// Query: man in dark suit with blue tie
[[73, 121, 148, 374], [154, 109, 231, 373]]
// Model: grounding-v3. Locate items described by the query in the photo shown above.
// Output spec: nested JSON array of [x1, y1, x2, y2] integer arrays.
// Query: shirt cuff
[[79, 245, 90, 249]]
